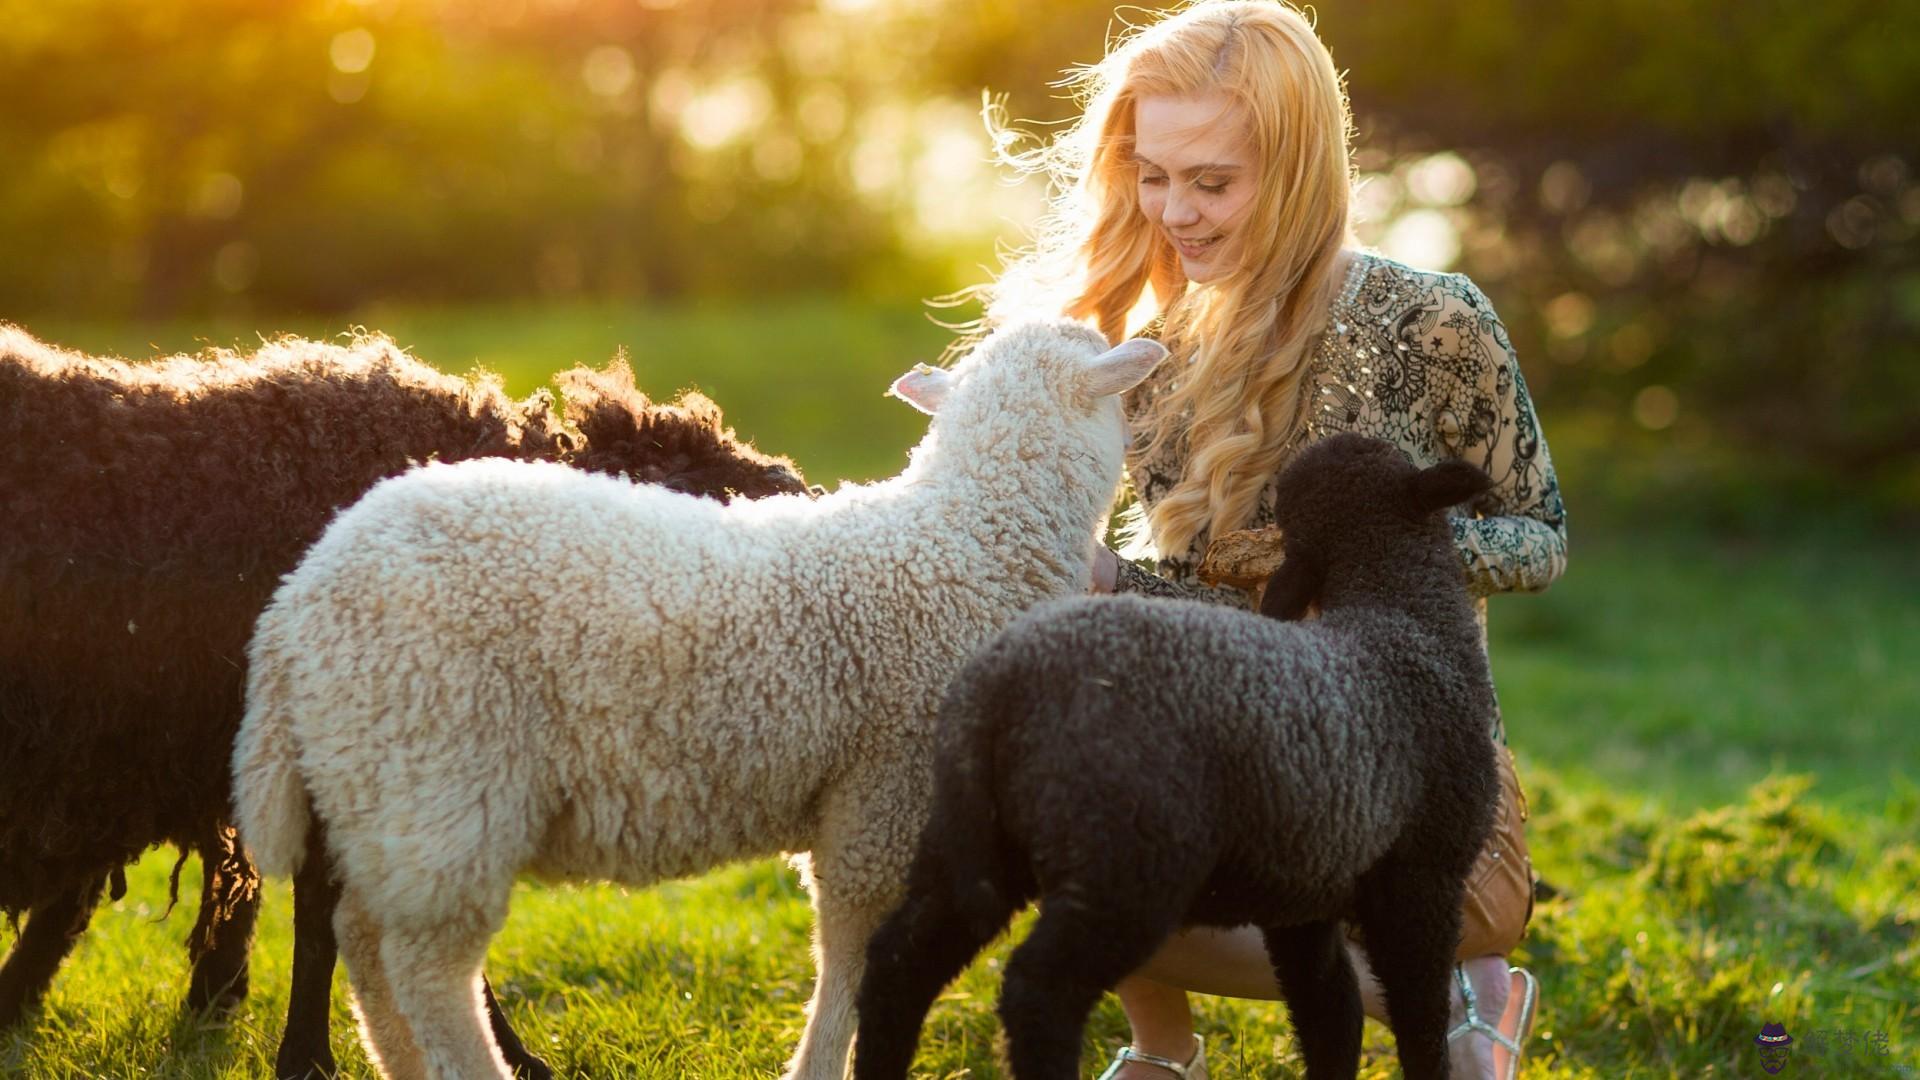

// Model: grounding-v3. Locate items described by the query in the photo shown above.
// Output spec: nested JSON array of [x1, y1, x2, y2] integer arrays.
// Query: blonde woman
[[974, 3, 1567, 1078]]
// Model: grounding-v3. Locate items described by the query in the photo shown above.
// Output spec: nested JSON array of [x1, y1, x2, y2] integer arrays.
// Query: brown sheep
[[0, 325, 807, 1078]]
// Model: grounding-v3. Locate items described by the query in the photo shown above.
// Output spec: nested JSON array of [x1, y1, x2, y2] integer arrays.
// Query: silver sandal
[[1446, 964, 1538, 1080], [1094, 1034, 1207, 1079]]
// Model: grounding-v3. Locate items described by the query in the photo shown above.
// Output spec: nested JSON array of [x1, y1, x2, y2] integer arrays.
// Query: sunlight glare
[[679, 77, 773, 151], [1405, 151, 1476, 207], [908, 101, 1045, 242], [1380, 208, 1460, 270], [330, 28, 376, 75], [582, 46, 637, 99]]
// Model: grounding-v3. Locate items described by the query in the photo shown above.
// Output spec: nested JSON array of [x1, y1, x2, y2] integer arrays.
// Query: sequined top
[[1113, 250, 1568, 614]]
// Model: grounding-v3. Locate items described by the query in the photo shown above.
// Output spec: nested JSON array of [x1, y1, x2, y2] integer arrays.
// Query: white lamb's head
[[888, 319, 1166, 501]]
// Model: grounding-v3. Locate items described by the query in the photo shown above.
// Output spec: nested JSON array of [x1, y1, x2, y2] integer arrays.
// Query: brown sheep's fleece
[[0, 325, 807, 1026]]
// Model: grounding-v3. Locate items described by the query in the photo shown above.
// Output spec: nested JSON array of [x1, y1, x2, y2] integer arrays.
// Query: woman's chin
[[1180, 255, 1228, 284]]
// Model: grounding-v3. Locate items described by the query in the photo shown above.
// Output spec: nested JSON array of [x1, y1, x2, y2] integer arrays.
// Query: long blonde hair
[[981, 1, 1355, 559]]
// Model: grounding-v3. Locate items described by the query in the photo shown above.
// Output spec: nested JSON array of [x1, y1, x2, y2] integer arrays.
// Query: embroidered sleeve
[[1439, 280, 1569, 597], [1112, 553, 1256, 608]]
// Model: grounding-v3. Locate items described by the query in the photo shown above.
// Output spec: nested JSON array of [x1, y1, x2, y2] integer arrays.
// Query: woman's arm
[[1109, 551, 1256, 607], [1442, 280, 1570, 597]]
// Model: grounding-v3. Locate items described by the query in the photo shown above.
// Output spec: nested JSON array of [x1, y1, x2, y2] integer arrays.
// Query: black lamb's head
[[1273, 433, 1491, 539], [1259, 433, 1492, 620]]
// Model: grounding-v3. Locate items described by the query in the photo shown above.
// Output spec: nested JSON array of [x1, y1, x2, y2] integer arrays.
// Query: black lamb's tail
[[925, 672, 1035, 941]]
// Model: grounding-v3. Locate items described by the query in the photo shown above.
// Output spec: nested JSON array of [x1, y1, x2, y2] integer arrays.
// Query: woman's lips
[[1173, 234, 1221, 259]]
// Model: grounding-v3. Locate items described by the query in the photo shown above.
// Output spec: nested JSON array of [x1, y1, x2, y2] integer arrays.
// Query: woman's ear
[[888, 363, 954, 415], [1258, 545, 1323, 621]]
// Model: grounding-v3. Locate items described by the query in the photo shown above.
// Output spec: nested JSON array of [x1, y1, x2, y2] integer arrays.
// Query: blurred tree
[[883, 0, 1920, 497], [0, 0, 1914, 500], [0, 0, 914, 316]]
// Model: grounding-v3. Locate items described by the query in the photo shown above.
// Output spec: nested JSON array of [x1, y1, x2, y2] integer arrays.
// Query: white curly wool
[[231, 319, 1164, 1080]]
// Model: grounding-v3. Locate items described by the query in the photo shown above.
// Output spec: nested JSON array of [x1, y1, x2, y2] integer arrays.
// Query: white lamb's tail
[[230, 656, 312, 878]]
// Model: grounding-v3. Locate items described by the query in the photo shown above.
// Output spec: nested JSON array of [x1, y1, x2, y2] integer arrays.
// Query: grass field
[[4, 303, 1916, 1078]]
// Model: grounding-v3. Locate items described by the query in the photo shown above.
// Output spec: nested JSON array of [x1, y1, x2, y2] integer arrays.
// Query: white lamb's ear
[[888, 363, 954, 415], [1080, 338, 1169, 399]]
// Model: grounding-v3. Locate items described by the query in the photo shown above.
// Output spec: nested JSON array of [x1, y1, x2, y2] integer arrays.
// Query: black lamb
[[0, 324, 807, 1078], [853, 432, 1502, 1080]]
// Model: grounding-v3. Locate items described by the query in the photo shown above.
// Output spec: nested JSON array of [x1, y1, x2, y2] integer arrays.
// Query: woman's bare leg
[[1109, 927, 1511, 1079], [1446, 954, 1513, 1079], [1111, 975, 1198, 1072], [1108, 928, 1281, 1080]]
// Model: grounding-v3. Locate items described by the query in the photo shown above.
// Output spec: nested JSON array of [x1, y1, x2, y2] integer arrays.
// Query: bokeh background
[[3, 1, 1916, 1076], [8, 0, 1918, 505]]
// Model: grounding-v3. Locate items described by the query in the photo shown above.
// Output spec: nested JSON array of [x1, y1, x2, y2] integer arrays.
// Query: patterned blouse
[[1113, 250, 1569, 628]]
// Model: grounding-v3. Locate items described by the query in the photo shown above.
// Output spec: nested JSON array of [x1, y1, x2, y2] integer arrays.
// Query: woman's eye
[[1139, 172, 1168, 187], [1196, 178, 1228, 195]]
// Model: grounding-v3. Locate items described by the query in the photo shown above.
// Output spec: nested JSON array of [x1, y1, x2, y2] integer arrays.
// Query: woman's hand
[[1089, 545, 1119, 594]]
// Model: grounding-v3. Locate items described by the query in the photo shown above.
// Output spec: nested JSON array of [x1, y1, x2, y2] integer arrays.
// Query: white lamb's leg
[[381, 917, 512, 1080], [782, 773, 924, 1080], [336, 891, 427, 1080], [782, 881, 892, 1080]]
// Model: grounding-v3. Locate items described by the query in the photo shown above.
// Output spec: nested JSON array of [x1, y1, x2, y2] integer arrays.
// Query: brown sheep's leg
[[186, 824, 261, 1013], [482, 975, 553, 1080], [0, 874, 107, 1028], [277, 819, 343, 1080]]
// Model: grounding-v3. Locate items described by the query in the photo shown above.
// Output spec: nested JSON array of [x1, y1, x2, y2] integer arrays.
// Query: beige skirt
[[1339, 743, 1534, 960], [1455, 743, 1534, 959]]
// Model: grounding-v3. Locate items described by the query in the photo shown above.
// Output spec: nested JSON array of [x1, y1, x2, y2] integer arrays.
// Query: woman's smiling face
[[1131, 89, 1259, 285]]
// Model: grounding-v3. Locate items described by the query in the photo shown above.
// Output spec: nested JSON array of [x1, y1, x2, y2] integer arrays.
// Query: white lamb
[[231, 319, 1166, 1080]]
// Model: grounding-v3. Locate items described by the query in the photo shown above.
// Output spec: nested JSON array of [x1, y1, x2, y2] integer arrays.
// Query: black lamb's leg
[[999, 906, 1181, 1080], [855, 865, 1020, 1080], [0, 874, 108, 1028], [276, 819, 341, 1080], [484, 974, 554, 1080], [1260, 919, 1364, 1080], [187, 823, 261, 1013], [1349, 854, 1466, 1080]]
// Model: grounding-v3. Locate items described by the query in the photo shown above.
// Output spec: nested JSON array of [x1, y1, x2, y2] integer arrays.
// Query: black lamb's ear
[[1408, 459, 1493, 515], [1259, 546, 1324, 622]]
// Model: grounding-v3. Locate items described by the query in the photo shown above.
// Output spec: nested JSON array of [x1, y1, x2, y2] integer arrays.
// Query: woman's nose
[[1161, 184, 1200, 229]]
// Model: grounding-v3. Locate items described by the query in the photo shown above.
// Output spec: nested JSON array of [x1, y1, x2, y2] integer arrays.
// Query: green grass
[[1487, 530, 1920, 812], [4, 303, 1916, 1077]]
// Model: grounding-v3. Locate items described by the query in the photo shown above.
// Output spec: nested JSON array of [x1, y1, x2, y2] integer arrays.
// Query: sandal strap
[[1446, 965, 1523, 1054], [1095, 1035, 1204, 1079]]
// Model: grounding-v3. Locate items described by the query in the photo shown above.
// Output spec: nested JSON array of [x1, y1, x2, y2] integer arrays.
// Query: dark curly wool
[[855, 433, 1502, 1080], [0, 325, 806, 1076], [557, 358, 808, 499]]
